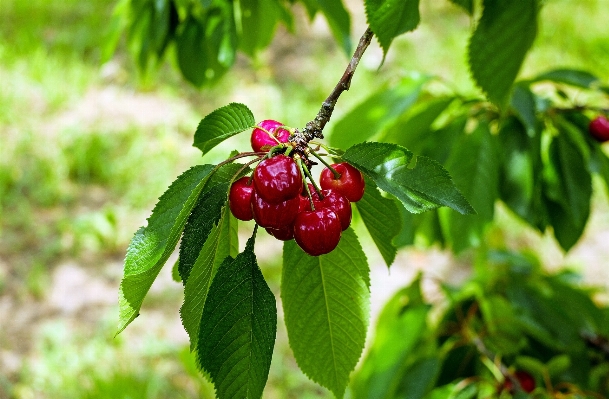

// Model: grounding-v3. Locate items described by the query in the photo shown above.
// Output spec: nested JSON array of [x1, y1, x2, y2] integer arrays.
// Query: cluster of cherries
[[228, 120, 365, 256]]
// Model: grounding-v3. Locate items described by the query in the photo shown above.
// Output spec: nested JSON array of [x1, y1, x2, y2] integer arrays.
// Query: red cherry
[[266, 225, 294, 241], [504, 371, 536, 394], [294, 208, 342, 256], [251, 120, 291, 152], [589, 115, 609, 142], [229, 176, 254, 221], [320, 162, 365, 202], [254, 155, 303, 203], [317, 189, 352, 231], [251, 189, 299, 229], [301, 183, 321, 200], [298, 194, 316, 213]]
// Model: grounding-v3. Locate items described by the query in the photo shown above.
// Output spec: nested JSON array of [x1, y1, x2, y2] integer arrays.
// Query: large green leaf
[[365, 0, 421, 54], [468, 0, 538, 106], [239, 0, 282, 57], [117, 164, 216, 334], [179, 206, 238, 351], [449, 0, 474, 15], [282, 228, 370, 398], [342, 142, 475, 215], [197, 229, 277, 399], [533, 68, 600, 89], [439, 121, 499, 253], [329, 74, 429, 149], [355, 177, 402, 267], [510, 84, 538, 138], [193, 103, 256, 155], [317, 0, 352, 55]]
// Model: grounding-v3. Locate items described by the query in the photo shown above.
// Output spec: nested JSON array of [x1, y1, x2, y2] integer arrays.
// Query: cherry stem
[[301, 161, 324, 200], [227, 156, 265, 198], [215, 151, 267, 170], [266, 144, 286, 158], [295, 156, 317, 210], [309, 148, 341, 179], [257, 125, 282, 145]]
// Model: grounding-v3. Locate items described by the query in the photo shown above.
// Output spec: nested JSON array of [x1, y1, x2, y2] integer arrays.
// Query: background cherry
[[320, 162, 365, 202], [254, 154, 303, 203], [503, 371, 536, 394], [251, 189, 299, 229], [589, 115, 609, 142], [294, 208, 342, 256], [228, 176, 254, 221], [316, 189, 352, 231], [251, 119, 291, 152]]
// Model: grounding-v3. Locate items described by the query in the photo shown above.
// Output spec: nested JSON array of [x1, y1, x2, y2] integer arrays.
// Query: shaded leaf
[[197, 229, 277, 399], [510, 84, 538, 137], [317, 0, 352, 55], [533, 68, 599, 89], [193, 103, 256, 155], [449, 0, 474, 15], [282, 228, 370, 398], [365, 0, 420, 54], [343, 142, 475, 215]]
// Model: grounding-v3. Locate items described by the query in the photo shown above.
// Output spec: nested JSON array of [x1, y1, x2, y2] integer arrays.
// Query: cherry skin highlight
[[320, 162, 365, 202], [317, 189, 352, 231], [251, 189, 299, 229], [254, 155, 303, 203], [294, 208, 342, 256], [589, 115, 609, 142], [228, 176, 255, 221], [251, 120, 291, 152]]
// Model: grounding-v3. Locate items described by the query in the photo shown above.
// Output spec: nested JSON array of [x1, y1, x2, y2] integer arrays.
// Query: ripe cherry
[[251, 120, 291, 152], [320, 162, 365, 202], [504, 371, 536, 394], [589, 115, 609, 142], [251, 189, 299, 229], [254, 155, 303, 203], [316, 189, 352, 231], [229, 176, 254, 221], [266, 225, 294, 241], [294, 208, 342, 256]]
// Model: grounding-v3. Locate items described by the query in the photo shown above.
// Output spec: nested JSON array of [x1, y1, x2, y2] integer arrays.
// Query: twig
[[471, 336, 524, 393]]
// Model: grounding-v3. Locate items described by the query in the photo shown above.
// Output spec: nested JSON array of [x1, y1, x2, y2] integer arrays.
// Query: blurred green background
[[1, 0, 608, 398]]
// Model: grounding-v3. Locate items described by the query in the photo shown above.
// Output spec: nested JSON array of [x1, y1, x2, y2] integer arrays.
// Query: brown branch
[[295, 27, 375, 145]]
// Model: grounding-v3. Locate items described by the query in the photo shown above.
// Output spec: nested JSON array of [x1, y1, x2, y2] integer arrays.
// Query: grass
[[1, 0, 608, 397]]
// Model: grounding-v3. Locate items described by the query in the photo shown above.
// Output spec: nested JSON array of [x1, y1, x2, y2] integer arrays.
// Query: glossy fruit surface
[[254, 155, 303, 203], [228, 176, 254, 221], [320, 162, 365, 202], [294, 208, 342, 256], [298, 194, 316, 213], [266, 225, 294, 241], [589, 115, 609, 142], [504, 370, 536, 393], [251, 119, 291, 152], [317, 189, 352, 231], [251, 189, 299, 229]]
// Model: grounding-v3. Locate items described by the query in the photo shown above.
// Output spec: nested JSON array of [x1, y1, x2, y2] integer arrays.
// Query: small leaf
[[355, 177, 402, 267], [533, 68, 599, 89], [197, 228, 277, 399], [365, 0, 421, 54], [193, 103, 256, 155], [449, 0, 474, 15], [510, 84, 538, 138], [342, 142, 475, 215], [282, 228, 370, 398], [118, 165, 216, 334], [180, 206, 238, 351], [468, 0, 538, 106], [329, 74, 429, 149]]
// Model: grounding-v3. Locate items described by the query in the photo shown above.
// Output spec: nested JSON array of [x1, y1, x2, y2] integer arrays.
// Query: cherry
[[254, 155, 303, 203], [589, 115, 609, 142], [503, 371, 536, 394], [266, 225, 294, 241], [228, 176, 254, 221], [251, 120, 291, 152], [316, 189, 352, 231], [251, 189, 299, 229], [298, 194, 316, 213], [320, 162, 365, 202], [294, 208, 342, 256]]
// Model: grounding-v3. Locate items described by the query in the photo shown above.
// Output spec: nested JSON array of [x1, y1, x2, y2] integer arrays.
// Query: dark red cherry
[[254, 155, 303, 203], [229, 176, 254, 221], [266, 225, 294, 241], [251, 189, 299, 229], [317, 189, 352, 231], [251, 119, 291, 152], [294, 208, 342, 256], [320, 162, 365, 202], [589, 115, 609, 142], [503, 371, 536, 394]]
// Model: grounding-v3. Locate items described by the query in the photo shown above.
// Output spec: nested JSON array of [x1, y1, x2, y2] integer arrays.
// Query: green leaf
[[510, 84, 538, 138], [533, 68, 599, 89], [193, 103, 256, 155], [282, 228, 370, 398], [239, 0, 282, 56], [117, 164, 216, 334], [342, 142, 476, 215], [365, 0, 421, 54], [329, 74, 429, 149], [468, 0, 538, 106], [180, 206, 238, 351], [316, 0, 352, 55], [449, 0, 474, 15], [439, 121, 499, 253], [355, 177, 402, 267], [197, 228, 277, 399]]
